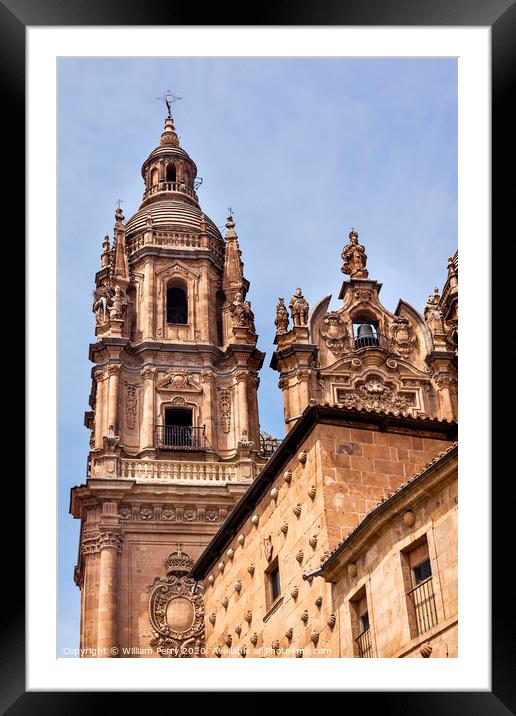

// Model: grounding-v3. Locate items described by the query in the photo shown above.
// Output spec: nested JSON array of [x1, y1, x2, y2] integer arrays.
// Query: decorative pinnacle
[[156, 90, 182, 119]]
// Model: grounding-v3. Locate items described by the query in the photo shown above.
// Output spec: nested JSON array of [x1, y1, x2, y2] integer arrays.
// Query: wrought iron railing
[[353, 332, 390, 350], [408, 577, 438, 636], [154, 425, 207, 451], [355, 626, 373, 658], [259, 434, 281, 458]]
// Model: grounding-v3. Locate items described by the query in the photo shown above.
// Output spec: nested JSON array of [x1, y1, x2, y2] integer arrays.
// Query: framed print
[[6, 0, 513, 710]]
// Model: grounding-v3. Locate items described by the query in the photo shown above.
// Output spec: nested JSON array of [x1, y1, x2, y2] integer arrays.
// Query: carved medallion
[[148, 549, 205, 658], [320, 311, 348, 355]]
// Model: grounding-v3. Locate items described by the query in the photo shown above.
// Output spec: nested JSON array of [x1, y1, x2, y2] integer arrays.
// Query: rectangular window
[[402, 536, 438, 638], [350, 586, 373, 658], [265, 557, 282, 613]]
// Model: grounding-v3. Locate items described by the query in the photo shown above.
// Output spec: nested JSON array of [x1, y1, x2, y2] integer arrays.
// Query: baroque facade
[[70, 109, 458, 658]]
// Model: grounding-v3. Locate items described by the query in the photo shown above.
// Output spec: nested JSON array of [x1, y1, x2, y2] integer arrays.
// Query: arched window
[[167, 286, 188, 324], [166, 163, 177, 182], [150, 167, 159, 186]]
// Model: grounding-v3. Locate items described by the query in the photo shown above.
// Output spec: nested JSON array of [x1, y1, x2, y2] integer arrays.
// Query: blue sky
[[58, 57, 457, 654]]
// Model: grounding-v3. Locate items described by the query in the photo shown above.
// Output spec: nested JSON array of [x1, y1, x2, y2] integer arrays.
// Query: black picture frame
[[7, 0, 511, 711]]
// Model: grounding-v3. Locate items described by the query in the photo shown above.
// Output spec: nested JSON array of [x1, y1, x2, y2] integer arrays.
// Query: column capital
[[81, 528, 124, 555], [142, 366, 157, 381]]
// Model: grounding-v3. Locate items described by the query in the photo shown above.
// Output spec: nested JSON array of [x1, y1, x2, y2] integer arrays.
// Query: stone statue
[[274, 298, 289, 334], [232, 292, 255, 331], [341, 229, 369, 279], [424, 287, 445, 334], [108, 285, 127, 320], [289, 288, 309, 327], [92, 285, 115, 324]]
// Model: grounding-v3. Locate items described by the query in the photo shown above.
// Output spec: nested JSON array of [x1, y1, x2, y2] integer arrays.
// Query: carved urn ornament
[[147, 549, 205, 658]]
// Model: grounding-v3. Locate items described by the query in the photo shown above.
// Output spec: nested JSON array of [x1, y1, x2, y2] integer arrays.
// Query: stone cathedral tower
[[70, 110, 273, 657]]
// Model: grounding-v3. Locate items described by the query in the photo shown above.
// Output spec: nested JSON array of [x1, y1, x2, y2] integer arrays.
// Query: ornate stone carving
[[309, 534, 318, 549], [231, 292, 256, 332], [205, 508, 219, 522], [289, 288, 309, 326], [238, 534, 245, 546], [264, 536, 273, 562], [390, 316, 415, 357], [403, 510, 416, 527], [247, 564, 255, 576], [250, 633, 258, 646], [234, 580, 242, 593], [81, 529, 124, 555], [147, 549, 204, 658], [124, 383, 138, 430], [301, 610, 309, 623], [315, 595, 323, 608], [424, 288, 445, 334], [92, 285, 115, 325], [295, 550, 304, 564], [281, 522, 288, 535], [139, 507, 154, 521], [227, 548, 234, 560], [274, 297, 289, 334], [337, 377, 410, 414], [251, 514, 259, 527], [293, 504, 302, 517], [291, 586, 299, 600], [328, 613, 337, 629], [353, 288, 372, 303], [218, 388, 231, 433], [157, 371, 202, 393], [308, 485, 317, 500], [283, 469, 292, 484], [320, 311, 349, 355], [420, 642, 433, 658], [341, 229, 368, 278], [270, 487, 279, 501], [298, 450, 308, 465]]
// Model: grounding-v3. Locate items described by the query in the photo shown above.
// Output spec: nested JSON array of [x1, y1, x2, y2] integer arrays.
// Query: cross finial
[[116, 198, 123, 210], [156, 89, 182, 118], [228, 206, 234, 217]]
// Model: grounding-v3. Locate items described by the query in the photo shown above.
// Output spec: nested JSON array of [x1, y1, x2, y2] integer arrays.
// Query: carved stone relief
[[219, 388, 231, 433], [157, 371, 203, 392], [389, 316, 416, 357], [124, 383, 139, 430], [147, 549, 205, 657], [336, 376, 413, 414], [320, 311, 349, 355]]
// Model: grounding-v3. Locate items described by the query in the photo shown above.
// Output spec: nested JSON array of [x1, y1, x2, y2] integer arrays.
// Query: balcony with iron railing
[[154, 424, 208, 451], [408, 577, 438, 636], [355, 626, 373, 658], [143, 181, 198, 202]]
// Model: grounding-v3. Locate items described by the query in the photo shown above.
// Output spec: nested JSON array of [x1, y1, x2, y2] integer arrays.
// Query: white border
[[28, 27, 490, 691]]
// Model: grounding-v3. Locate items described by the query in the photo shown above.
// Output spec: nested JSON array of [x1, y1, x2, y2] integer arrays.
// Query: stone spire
[[222, 215, 244, 299]]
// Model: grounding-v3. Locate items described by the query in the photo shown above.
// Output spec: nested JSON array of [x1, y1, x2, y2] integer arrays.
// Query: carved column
[[434, 375, 457, 421], [141, 367, 156, 450], [143, 256, 155, 341], [94, 370, 107, 449], [96, 528, 123, 655], [201, 371, 214, 449], [106, 365, 121, 435], [235, 371, 249, 440], [296, 369, 312, 414]]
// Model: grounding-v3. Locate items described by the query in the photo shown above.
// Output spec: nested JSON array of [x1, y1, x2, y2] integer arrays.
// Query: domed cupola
[[125, 113, 222, 243]]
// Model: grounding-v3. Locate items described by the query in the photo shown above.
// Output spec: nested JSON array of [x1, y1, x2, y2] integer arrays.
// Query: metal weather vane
[[156, 89, 182, 118]]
